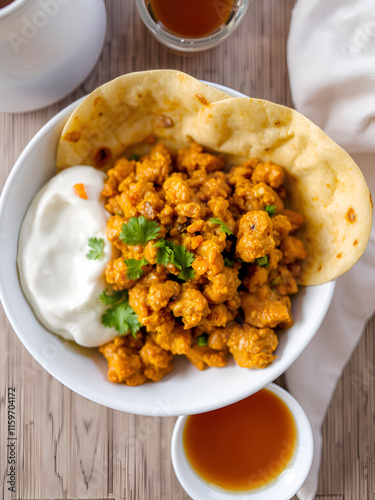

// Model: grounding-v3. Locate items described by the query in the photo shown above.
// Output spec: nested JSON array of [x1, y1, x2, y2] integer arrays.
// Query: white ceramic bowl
[[0, 83, 335, 416], [171, 383, 314, 500], [0, 0, 106, 113]]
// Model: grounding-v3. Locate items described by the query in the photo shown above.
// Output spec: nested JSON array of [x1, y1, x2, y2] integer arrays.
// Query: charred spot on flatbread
[[63, 131, 81, 143], [93, 96, 102, 107], [196, 94, 209, 106], [346, 208, 356, 223], [94, 147, 112, 168]]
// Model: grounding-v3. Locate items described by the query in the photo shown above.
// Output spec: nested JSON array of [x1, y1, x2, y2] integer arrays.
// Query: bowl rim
[[0, 81, 336, 416], [171, 382, 314, 500], [0, 0, 28, 20], [0, 98, 84, 222]]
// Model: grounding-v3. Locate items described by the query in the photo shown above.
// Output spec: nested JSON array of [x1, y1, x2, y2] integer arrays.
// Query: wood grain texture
[[0, 1, 374, 499]]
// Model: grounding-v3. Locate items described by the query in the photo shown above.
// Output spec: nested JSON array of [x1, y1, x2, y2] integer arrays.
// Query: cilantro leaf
[[171, 244, 194, 270], [265, 205, 276, 217], [129, 153, 140, 161], [100, 288, 141, 338], [154, 238, 195, 281], [155, 239, 176, 266], [99, 289, 127, 305], [209, 218, 233, 235], [86, 237, 104, 260], [124, 256, 148, 280], [170, 244, 195, 280], [156, 246, 171, 266], [120, 216, 160, 246], [101, 301, 141, 338], [224, 256, 235, 268], [179, 267, 195, 281]]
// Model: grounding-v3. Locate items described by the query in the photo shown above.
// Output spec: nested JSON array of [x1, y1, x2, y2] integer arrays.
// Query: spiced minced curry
[[98, 142, 307, 386]]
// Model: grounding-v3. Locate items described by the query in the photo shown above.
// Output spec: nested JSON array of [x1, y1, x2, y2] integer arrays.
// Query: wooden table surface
[[1, 1, 374, 499]]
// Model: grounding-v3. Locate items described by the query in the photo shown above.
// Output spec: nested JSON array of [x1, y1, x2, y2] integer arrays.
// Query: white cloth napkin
[[286, 2, 375, 499], [287, 0, 375, 153]]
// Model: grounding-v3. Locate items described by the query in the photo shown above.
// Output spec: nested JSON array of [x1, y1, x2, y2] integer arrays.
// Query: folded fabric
[[287, 0, 375, 153], [286, 154, 374, 500], [287, 1, 375, 498]]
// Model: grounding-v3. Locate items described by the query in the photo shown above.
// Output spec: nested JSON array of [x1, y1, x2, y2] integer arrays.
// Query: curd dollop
[[17, 166, 117, 347]]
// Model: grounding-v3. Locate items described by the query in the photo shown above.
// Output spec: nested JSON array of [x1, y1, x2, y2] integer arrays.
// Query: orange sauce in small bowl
[[183, 389, 297, 492], [149, 0, 234, 38]]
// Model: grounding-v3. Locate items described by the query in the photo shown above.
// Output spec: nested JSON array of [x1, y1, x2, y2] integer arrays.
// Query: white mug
[[0, 0, 106, 112]]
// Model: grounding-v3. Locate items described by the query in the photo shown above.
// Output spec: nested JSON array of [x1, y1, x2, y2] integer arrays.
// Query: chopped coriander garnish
[[171, 244, 194, 269], [155, 239, 175, 266], [100, 289, 125, 305], [171, 244, 195, 280], [224, 256, 235, 268], [100, 289, 141, 338], [120, 217, 195, 281], [197, 334, 208, 346], [102, 302, 141, 338], [120, 216, 160, 246], [124, 256, 148, 280], [155, 239, 195, 281], [265, 205, 276, 217], [256, 255, 269, 267], [209, 218, 233, 235], [129, 153, 140, 161], [86, 237, 105, 260], [179, 267, 195, 281]]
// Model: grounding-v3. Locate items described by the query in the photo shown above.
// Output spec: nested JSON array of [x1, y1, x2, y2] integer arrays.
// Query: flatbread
[[56, 70, 372, 286], [56, 70, 231, 170]]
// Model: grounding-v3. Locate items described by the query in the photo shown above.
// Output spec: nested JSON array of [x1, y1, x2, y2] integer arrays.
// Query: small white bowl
[[0, 82, 335, 416], [0, 0, 106, 113], [171, 383, 314, 500]]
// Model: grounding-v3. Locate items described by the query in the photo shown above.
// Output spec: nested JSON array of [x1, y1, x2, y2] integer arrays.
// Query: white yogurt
[[17, 166, 118, 347]]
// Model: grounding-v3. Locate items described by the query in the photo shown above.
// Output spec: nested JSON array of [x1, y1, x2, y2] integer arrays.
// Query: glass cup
[[135, 0, 250, 53]]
